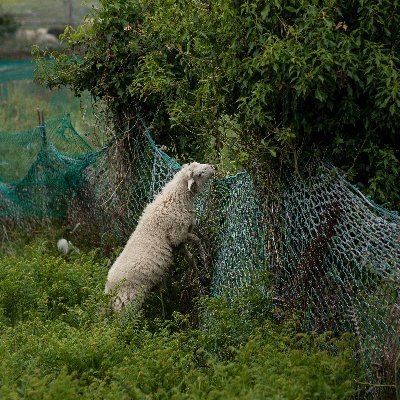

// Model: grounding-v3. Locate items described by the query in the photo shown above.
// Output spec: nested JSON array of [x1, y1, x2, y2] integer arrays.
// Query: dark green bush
[[0, 7, 19, 38], [35, 0, 400, 209]]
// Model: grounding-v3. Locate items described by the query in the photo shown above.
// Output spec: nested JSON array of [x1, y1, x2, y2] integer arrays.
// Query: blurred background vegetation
[[0, 0, 100, 139], [0, 0, 97, 56]]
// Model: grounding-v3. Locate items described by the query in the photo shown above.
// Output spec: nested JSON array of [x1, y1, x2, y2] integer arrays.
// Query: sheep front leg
[[187, 232, 206, 262]]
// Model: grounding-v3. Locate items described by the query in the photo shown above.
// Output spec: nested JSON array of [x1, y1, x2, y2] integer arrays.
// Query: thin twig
[[354, 379, 396, 388], [99, 152, 133, 207], [395, 351, 400, 400]]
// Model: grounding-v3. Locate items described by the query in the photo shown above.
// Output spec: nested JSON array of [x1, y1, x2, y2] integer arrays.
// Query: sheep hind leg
[[113, 285, 146, 313]]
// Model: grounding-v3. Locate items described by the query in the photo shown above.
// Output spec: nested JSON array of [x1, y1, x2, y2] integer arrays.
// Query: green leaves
[[0, 240, 106, 325], [315, 87, 327, 102]]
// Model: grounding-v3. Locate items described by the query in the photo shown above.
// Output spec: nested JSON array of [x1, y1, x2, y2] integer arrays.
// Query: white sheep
[[16, 28, 59, 48], [105, 162, 215, 311]]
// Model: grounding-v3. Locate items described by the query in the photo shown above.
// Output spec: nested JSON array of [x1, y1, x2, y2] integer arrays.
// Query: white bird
[[57, 238, 70, 254]]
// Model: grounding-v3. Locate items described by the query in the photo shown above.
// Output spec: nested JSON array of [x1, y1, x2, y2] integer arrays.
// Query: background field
[[1, 0, 97, 29], [0, 59, 105, 150], [0, 0, 98, 56]]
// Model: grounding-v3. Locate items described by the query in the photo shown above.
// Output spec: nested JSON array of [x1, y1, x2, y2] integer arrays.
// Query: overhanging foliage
[[35, 0, 400, 208]]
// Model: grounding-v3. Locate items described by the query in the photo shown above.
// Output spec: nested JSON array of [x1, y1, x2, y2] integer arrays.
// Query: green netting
[[0, 60, 36, 84], [0, 113, 399, 382], [65, 129, 182, 240], [0, 115, 99, 220], [0, 60, 34, 101], [206, 173, 267, 297]]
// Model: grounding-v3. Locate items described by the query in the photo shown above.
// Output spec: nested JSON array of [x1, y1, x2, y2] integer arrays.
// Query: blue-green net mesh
[[278, 163, 399, 371]]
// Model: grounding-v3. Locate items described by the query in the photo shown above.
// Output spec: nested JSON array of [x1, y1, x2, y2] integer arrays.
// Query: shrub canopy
[[35, 0, 400, 209]]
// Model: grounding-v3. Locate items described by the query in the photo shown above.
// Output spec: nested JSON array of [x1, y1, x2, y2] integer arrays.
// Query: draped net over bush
[[1, 115, 399, 383]]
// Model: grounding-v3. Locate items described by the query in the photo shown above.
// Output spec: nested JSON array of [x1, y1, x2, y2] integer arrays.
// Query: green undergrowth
[[0, 231, 365, 399]]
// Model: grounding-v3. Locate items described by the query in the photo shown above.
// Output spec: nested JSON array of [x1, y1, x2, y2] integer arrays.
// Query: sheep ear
[[187, 177, 195, 191], [187, 170, 195, 191]]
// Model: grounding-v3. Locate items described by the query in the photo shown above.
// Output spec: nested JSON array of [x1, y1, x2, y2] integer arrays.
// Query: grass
[[0, 79, 96, 133], [0, 228, 366, 399]]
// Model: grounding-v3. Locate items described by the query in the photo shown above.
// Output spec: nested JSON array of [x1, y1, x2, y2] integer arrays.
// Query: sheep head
[[183, 162, 216, 193]]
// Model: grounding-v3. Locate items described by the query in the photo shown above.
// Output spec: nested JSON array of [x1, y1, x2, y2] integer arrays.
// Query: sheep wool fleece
[[105, 162, 215, 311]]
